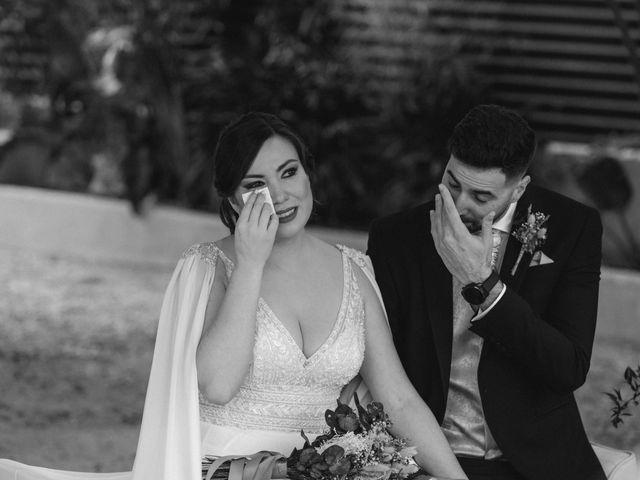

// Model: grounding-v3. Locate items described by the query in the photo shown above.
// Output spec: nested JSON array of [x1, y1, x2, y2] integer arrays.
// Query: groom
[[368, 105, 606, 480]]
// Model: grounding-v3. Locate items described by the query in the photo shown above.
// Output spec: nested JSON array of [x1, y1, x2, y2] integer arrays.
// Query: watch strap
[[480, 270, 500, 296]]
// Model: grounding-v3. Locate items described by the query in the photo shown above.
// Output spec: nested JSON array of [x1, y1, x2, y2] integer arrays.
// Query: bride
[[0, 112, 467, 480]]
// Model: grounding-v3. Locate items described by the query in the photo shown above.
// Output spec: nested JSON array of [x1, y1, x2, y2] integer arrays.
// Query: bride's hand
[[234, 190, 278, 269]]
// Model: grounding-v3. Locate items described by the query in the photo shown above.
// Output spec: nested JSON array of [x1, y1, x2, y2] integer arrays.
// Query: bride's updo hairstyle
[[213, 112, 315, 233]]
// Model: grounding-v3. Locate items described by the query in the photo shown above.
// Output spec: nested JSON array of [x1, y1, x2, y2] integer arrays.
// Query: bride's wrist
[[231, 262, 266, 287]]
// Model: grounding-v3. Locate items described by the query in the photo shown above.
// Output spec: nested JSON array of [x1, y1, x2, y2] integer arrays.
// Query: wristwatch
[[461, 270, 500, 305]]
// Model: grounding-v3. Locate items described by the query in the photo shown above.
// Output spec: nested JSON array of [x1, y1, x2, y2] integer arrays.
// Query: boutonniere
[[510, 205, 550, 276]]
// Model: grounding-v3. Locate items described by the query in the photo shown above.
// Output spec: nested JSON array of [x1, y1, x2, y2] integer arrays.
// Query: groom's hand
[[430, 184, 494, 284]]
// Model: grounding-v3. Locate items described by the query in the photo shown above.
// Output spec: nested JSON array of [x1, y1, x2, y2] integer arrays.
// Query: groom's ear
[[511, 175, 531, 203]]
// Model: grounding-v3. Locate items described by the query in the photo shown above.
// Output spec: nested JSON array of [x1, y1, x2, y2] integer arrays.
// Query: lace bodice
[[186, 243, 366, 434]]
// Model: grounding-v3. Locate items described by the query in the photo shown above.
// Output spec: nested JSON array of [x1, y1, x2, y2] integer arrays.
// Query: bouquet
[[202, 394, 420, 480], [288, 393, 419, 480]]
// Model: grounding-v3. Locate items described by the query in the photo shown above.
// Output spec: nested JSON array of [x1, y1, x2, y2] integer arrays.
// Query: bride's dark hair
[[213, 112, 315, 233]]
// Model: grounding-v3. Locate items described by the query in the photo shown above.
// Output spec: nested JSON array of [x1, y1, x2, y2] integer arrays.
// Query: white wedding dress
[[0, 243, 381, 480]]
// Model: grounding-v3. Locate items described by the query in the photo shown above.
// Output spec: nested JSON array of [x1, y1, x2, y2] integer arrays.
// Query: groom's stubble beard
[[460, 215, 481, 234], [460, 201, 512, 235]]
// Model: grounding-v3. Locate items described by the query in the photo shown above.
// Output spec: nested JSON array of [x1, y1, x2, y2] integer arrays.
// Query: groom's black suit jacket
[[368, 185, 606, 480]]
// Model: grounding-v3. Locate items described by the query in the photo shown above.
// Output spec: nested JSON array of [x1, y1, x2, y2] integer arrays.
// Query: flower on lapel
[[510, 204, 550, 275]]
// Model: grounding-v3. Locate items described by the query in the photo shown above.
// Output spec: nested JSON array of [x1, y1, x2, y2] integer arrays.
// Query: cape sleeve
[[338, 245, 390, 407], [131, 244, 218, 480]]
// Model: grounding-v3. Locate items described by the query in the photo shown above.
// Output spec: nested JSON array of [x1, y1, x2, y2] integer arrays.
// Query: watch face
[[462, 285, 484, 305]]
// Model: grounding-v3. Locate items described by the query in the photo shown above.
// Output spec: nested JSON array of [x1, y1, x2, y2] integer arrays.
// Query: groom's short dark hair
[[448, 104, 536, 179]]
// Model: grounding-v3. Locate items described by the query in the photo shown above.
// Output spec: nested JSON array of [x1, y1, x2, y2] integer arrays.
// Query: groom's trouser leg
[[457, 457, 528, 480]]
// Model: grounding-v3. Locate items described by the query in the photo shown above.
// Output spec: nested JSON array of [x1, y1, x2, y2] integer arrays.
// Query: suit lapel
[[500, 191, 534, 291], [419, 211, 453, 396]]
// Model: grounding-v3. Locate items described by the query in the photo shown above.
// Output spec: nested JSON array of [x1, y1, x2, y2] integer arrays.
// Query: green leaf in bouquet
[[353, 392, 372, 430], [312, 431, 335, 447], [299, 429, 312, 448]]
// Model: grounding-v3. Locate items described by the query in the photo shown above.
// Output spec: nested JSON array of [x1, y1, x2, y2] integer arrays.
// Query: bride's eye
[[243, 181, 264, 190], [282, 167, 297, 178]]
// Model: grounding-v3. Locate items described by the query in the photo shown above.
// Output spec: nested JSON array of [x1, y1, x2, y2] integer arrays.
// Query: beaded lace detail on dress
[[186, 242, 366, 434]]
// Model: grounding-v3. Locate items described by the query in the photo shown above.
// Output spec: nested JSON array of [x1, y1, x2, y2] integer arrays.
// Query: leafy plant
[[0, 0, 187, 209], [607, 365, 640, 428]]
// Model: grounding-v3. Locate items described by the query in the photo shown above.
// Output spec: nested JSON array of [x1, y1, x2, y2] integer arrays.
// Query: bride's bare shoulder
[[214, 236, 236, 261]]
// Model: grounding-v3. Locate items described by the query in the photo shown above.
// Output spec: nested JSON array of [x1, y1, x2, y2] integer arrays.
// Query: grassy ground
[[1, 247, 639, 472]]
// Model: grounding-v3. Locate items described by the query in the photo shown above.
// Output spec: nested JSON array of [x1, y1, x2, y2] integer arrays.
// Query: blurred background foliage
[[0, 0, 487, 229]]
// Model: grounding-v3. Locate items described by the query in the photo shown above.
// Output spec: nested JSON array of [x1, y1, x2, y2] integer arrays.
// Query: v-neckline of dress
[[214, 245, 350, 364]]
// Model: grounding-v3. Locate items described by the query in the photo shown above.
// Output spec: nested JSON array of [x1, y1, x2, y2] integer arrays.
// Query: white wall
[[1, 185, 638, 339], [0, 185, 368, 267]]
